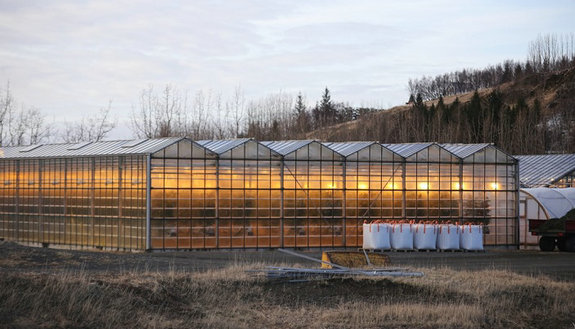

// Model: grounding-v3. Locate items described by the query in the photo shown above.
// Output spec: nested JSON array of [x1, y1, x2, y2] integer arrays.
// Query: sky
[[1, 0, 574, 139]]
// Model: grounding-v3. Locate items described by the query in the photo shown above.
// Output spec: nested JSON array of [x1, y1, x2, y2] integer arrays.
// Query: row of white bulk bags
[[431, 224, 484, 250], [363, 223, 484, 251]]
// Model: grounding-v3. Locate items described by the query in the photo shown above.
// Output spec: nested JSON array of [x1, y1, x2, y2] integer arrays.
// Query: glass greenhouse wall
[[0, 138, 519, 250], [0, 156, 147, 249]]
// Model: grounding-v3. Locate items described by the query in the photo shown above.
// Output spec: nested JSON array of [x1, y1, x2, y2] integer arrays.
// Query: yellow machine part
[[321, 251, 390, 269]]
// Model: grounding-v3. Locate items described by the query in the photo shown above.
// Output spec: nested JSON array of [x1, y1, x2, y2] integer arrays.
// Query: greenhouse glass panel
[[150, 140, 218, 250], [461, 145, 518, 246]]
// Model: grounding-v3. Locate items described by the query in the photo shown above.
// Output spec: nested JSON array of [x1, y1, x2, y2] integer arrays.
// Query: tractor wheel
[[557, 237, 567, 251], [565, 235, 575, 252], [539, 237, 556, 252]]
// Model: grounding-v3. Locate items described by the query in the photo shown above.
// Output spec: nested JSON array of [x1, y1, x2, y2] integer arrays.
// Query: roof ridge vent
[[19, 144, 43, 152], [121, 139, 148, 148], [67, 141, 92, 150]]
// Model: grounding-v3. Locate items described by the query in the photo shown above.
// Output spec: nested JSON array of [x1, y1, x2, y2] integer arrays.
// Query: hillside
[[305, 66, 575, 154]]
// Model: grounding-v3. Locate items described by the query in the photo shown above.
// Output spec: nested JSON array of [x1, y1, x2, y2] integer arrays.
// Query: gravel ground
[[1, 241, 574, 280]]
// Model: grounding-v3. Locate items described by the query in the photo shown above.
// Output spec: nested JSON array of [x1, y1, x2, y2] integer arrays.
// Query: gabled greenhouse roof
[[0, 138, 520, 165], [196, 138, 253, 154], [260, 140, 315, 156], [382, 142, 434, 158], [440, 143, 491, 159], [516, 154, 575, 187], [322, 141, 376, 157], [0, 137, 184, 159]]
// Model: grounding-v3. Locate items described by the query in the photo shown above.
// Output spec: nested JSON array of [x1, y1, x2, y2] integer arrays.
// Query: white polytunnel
[[522, 188, 575, 219], [519, 188, 575, 247]]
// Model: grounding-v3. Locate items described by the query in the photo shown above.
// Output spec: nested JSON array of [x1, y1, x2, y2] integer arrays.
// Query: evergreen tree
[[438, 96, 450, 123], [312, 87, 338, 128], [320, 87, 332, 110], [294, 92, 310, 134], [415, 93, 424, 108], [295, 92, 306, 115], [411, 93, 428, 141], [486, 90, 503, 144], [465, 90, 483, 142]]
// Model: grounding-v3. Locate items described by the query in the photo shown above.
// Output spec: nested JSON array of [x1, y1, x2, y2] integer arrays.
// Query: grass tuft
[[1, 264, 574, 328]]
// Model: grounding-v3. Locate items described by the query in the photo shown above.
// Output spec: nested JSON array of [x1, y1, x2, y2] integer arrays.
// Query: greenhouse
[[0, 138, 519, 250]]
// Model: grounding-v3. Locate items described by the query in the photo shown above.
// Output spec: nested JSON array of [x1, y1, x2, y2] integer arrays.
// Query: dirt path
[[1, 241, 574, 280]]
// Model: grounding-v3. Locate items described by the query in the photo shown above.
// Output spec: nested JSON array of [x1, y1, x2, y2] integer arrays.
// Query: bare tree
[[26, 108, 49, 144], [229, 85, 245, 138], [243, 91, 294, 140], [529, 33, 575, 72], [186, 90, 216, 139], [0, 82, 15, 146], [0, 82, 51, 146], [61, 101, 117, 143], [212, 92, 229, 139], [131, 84, 187, 138], [6, 106, 50, 146]]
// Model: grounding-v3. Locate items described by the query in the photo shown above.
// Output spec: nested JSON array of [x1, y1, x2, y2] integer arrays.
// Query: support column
[[459, 160, 464, 225], [401, 161, 406, 220], [279, 160, 284, 248], [514, 161, 520, 249], [145, 155, 152, 250]]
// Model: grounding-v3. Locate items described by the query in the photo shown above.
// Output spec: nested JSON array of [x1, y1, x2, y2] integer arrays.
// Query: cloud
[[0, 0, 573, 139]]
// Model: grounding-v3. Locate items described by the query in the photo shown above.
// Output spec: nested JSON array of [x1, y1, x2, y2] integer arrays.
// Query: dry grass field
[[1, 241, 574, 329]]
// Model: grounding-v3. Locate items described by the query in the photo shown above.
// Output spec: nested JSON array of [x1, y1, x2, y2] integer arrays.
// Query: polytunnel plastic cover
[[520, 188, 575, 219]]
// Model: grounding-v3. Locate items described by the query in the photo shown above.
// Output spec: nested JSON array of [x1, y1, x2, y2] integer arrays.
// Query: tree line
[[129, 84, 374, 141], [408, 33, 575, 101]]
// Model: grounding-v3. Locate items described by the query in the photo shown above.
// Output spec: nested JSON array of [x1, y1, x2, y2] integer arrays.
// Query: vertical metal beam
[[401, 161, 406, 220], [514, 160, 520, 249], [63, 158, 68, 245], [215, 155, 220, 249], [118, 157, 123, 218], [342, 158, 346, 247], [15, 160, 20, 241], [145, 154, 152, 251], [38, 159, 43, 243], [280, 159, 284, 248], [459, 159, 464, 224], [118, 156, 123, 249], [90, 157, 96, 247]]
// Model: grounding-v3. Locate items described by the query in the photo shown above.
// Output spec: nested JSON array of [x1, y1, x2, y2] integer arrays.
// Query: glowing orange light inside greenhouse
[[490, 182, 499, 190], [453, 182, 460, 190], [358, 182, 368, 189], [325, 183, 337, 189], [418, 182, 429, 190]]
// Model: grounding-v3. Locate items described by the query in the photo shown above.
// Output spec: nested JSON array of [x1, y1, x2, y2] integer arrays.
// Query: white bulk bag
[[437, 224, 460, 250], [391, 223, 414, 250], [460, 224, 484, 250], [362, 223, 391, 250], [414, 223, 437, 250]]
